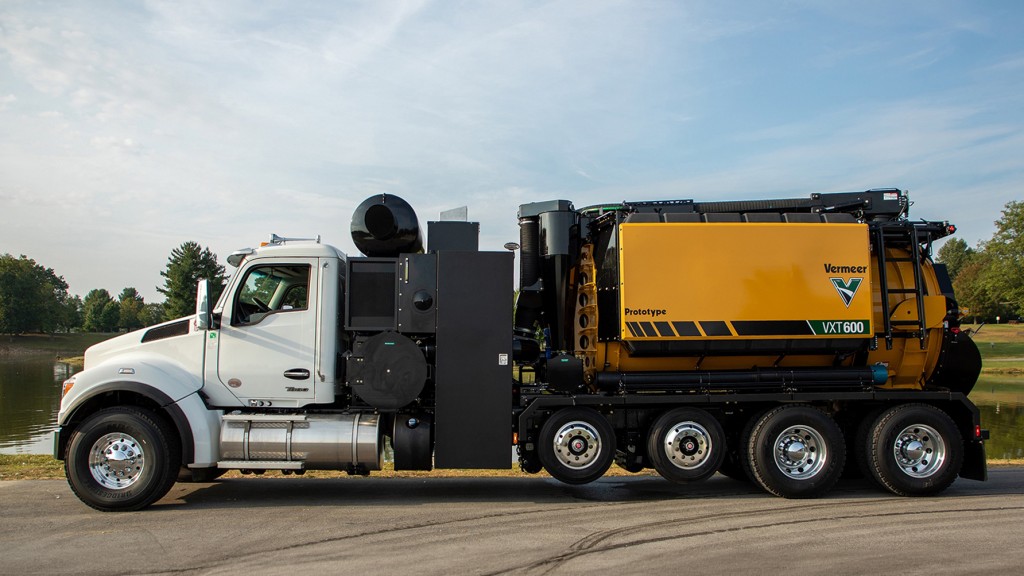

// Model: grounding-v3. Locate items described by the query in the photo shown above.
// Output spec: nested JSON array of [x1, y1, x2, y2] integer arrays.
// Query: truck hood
[[84, 316, 196, 369]]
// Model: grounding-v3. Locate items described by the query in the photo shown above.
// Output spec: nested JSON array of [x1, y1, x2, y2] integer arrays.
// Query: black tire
[[734, 407, 771, 483], [866, 403, 963, 496], [646, 408, 726, 483], [518, 449, 543, 474], [65, 407, 181, 512], [852, 407, 888, 487], [716, 451, 749, 482], [746, 405, 846, 499], [538, 407, 615, 485]]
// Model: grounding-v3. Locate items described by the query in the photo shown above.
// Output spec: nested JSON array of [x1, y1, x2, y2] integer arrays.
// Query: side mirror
[[196, 279, 211, 330]]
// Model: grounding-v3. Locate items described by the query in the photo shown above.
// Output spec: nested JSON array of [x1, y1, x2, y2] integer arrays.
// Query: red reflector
[[975, 425, 982, 439], [951, 327, 961, 334]]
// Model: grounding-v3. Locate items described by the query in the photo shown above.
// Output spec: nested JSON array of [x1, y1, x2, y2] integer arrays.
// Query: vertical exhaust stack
[[351, 194, 424, 257], [514, 200, 579, 361]]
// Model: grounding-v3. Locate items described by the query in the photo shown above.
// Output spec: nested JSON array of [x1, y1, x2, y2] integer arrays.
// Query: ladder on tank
[[873, 221, 930, 350]]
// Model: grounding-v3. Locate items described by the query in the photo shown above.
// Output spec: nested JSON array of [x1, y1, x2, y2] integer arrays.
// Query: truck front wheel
[[647, 408, 725, 483], [65, 407, 181, 512], [866, 404, 962, 496], [538, 407, 614, 485], [746, 405, 845, 498]]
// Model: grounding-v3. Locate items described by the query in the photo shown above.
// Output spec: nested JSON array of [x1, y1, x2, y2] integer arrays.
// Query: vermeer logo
[[830, 277, 863, 308]]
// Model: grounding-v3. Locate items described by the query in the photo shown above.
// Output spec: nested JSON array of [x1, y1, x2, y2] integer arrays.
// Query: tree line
[[938, 200, 1024, 323], [0, 241, 225, 335], [2, 201, 1021, 335]]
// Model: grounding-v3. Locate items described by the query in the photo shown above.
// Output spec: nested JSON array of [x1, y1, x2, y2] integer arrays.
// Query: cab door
[[215, 259, 319, 407]]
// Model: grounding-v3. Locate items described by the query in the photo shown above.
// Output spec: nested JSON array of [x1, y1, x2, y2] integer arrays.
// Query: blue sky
[[2, 1, 1022, 302]]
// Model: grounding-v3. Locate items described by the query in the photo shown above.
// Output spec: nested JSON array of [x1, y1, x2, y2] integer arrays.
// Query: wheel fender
[[59, 352, 203, 424], [56, 353, 220, 466], [173, 392, 223, 468]]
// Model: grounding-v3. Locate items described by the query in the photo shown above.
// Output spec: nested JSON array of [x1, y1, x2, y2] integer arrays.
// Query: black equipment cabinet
[[433, 251, 514, 469]]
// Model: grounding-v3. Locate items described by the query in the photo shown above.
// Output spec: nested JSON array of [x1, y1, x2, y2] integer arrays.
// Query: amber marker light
[[61, 376, 76, 399]]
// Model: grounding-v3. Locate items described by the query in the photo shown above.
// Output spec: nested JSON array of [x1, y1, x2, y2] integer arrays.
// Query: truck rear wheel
[[647, 408, 725, 483], [538, 407, 614, 485], [65, 407, 181, 512], [746, 405, 845, 499], [866, 404, 962, 496]]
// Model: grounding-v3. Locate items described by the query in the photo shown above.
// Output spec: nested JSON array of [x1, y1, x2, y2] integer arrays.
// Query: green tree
[[983, 200, 1024, 318], [157, 242, 226, 320], [139, 302, 165, 327], [82, 289, 115, 332], [59, 295, 83, 333], [101, 300, 121, 331], [936, 237, 974, 282], [118, 287, 146, 331], [0, 254, 72, 335], [953, 256, 994, 323]]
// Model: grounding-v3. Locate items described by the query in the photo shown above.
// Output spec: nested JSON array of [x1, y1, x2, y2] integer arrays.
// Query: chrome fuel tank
[[219, 413, 382, 470]]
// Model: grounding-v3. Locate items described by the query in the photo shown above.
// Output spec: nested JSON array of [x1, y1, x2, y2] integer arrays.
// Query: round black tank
[[351, 194, 424, 257]]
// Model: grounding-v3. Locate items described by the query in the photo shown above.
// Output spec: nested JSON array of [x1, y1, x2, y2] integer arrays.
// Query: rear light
[[950, 327, 961, 334], [975, 425, 982, 439], [947, 224, 957, 234]]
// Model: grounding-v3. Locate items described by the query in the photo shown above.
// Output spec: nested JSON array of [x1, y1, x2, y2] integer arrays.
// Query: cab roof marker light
[[227, 248, 254, 267]]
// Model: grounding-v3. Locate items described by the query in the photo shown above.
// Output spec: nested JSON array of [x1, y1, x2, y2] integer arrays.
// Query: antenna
[[268, 233, 321, 245]]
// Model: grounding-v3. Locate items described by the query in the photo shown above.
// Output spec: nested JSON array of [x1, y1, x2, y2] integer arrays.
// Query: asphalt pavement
[[2, 468, 1023, 575]]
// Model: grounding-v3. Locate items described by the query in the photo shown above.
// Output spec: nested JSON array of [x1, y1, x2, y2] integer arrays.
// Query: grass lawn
[[964, 324, 1024, 359]]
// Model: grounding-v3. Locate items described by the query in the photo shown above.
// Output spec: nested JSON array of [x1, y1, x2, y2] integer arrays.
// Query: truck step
[[221, 414, 309, 422], [217, 460, 305, 470]]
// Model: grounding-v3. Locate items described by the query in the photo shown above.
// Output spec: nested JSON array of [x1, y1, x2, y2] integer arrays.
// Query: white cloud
[[0, 1, 1021, 301]]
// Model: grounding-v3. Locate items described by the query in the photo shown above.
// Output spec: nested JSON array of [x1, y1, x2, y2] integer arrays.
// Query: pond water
[[0, 358, 74, 455], [2, 358, 1022, 460]]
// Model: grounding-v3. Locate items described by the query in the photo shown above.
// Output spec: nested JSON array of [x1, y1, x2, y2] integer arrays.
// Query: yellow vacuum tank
[[575, 213, 972, 392]]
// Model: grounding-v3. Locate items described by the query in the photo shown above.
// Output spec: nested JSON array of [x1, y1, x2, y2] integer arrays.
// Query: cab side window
[[233, 264, 310, 326]]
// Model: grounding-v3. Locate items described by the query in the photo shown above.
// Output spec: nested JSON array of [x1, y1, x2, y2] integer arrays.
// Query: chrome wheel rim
[[552, 421, 602, 470], [89, 433, 145, 489], [663, 421, 713, 470], [772, 426, 827, 480], [893, 423, 945, 478]]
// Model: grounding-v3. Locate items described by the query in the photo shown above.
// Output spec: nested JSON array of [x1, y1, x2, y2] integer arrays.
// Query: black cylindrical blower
[[351, 194, 424, 257]]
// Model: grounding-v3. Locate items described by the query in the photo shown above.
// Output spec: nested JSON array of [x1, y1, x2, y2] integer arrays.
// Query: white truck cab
[[204, 239, 344, 409]]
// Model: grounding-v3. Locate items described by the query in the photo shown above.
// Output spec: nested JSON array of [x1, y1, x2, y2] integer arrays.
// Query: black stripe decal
[[654, 321, 674, 337], [672, 321, 701, 337], [731, 320, 815, 336], [626, 322, 642, 337], [627, 320, 827, 338], [700, 321, 731, 337]]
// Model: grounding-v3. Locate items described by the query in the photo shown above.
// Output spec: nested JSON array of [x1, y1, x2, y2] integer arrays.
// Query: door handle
[[284, 369, 310, 380]]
